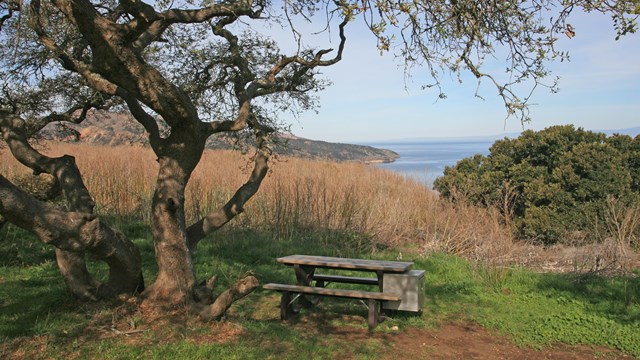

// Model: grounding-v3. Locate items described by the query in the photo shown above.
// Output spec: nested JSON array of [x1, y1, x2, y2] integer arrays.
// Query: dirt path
[[377, 322, 634, 360]]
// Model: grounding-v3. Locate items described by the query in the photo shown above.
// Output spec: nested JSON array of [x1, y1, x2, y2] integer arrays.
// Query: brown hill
[[37, 112, 399, 163]]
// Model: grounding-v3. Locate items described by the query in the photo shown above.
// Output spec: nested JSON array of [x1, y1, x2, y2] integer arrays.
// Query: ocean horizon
[[368, 140, 494, 187], [365, 126, 640, 187]]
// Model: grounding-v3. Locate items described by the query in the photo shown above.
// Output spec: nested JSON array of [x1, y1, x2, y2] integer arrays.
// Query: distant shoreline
[[363, 157, 398, 165], [37, 112, 401, 164]]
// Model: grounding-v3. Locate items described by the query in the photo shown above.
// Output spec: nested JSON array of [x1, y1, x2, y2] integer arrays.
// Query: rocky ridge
[[37, 112, 399, 164]]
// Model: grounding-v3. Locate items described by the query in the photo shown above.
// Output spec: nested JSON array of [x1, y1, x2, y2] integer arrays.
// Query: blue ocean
[[368, 140, 494, 187]]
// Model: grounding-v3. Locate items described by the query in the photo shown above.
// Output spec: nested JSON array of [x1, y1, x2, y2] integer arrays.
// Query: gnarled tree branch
[[0, 0, 21, 31], [192, 12, 349, 248], [0, 111, 143, 299], [25, 101, 102, 138], [1, 111, 95, 209], [30, 1, 121, 97], [197, 274, 259, 321], [187, 126, 273, 248], [130, 0, 264, 52]]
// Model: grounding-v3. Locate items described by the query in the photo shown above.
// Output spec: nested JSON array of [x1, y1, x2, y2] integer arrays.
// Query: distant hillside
[[600, 127, 640, 137], [273, 137, 398, 163], [37, 112, 399, 164]]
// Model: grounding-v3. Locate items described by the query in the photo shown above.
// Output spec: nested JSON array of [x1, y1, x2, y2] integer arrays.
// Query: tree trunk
[[139, 129, 263, 314], [141, 134, 202, 307]]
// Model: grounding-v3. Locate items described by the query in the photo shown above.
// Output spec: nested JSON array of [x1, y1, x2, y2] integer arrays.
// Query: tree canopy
[[0, 0, 638, 316]]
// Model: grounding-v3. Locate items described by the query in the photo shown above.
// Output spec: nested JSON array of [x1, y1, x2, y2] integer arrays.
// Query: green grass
[[418, 254, 640, 353], [1, 222, 639, 359], [473, 271, 640, 353]]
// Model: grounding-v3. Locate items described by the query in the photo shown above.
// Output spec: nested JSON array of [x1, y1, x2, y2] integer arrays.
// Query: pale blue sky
[[277, 10, 640, 143]]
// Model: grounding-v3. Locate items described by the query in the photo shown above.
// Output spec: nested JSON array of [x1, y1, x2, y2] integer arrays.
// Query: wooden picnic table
[[276, 255, 413, 272], [276, 254, 414, 291], [264, 255, 415, 328]]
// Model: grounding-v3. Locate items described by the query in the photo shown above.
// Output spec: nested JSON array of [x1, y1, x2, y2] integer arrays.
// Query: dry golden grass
[[1, 143, 517, 258]]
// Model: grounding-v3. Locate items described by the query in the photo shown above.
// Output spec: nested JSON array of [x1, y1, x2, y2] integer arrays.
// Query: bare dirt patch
[[377, 322, 634, 360], [260, 307, 635, 359]]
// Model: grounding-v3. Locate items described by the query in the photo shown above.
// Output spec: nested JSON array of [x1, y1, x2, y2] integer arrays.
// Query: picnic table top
[[276, 255, 413, 273]]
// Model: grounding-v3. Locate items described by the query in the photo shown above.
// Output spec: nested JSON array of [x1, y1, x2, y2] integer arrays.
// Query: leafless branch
[[130, 0, 265, 52], [0, 0, 20, 31], [186, 125, 273, 248]]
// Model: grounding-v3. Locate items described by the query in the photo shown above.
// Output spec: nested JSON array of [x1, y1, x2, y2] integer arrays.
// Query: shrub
[[434, 125, 640, 244]]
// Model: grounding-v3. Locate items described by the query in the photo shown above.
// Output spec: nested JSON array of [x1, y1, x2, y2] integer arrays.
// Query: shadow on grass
[[0, 220, 413, 347], [190, 227, 385, 287], [0, 220, 151, 341], [0, 225, 92, 340], [0, 224, 55, 267], [0, 268, 77, 338]]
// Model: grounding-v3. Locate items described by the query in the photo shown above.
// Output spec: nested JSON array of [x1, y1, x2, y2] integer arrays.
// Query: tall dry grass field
[[1, 143, 515, 258]]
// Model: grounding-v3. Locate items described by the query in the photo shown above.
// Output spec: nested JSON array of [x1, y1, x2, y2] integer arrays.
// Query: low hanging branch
[[0, 111, 144, 299], [187, 126, 273, 249], [197, 273, 260, 321]]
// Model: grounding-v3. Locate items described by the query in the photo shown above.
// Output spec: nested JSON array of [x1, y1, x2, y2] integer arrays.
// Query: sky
[[273, 9, 640, 143]]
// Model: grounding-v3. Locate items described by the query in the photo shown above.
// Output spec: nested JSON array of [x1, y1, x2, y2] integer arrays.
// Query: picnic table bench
[[263, 255, 415, 329]]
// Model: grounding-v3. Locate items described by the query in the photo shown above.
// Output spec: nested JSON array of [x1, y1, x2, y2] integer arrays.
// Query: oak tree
[[0, 0, 637, 317]]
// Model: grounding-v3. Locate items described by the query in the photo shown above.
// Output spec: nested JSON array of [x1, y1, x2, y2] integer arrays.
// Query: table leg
[[294, 264, 315, 286], [376, 270, 384, 291], [280, 291, 293, 320], [294, 265, 319, 307], [375, 271, 394, 319], [368, 299, 379, 329]]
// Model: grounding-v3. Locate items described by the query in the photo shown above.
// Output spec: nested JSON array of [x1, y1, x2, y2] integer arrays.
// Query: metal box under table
[[382, 270, 425, 312]]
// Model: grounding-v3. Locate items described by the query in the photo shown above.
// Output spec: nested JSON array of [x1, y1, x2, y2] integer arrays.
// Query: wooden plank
[[312, 274, 379, 286], [276, 255, 413, 273], [263, 283, 401, 302]]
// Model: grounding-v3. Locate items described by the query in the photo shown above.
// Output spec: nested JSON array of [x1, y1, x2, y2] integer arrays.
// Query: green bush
[[434, 125, 640, 244]]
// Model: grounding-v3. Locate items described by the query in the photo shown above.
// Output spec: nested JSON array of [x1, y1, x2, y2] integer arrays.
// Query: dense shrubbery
[[434, 125, 640, 244]]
